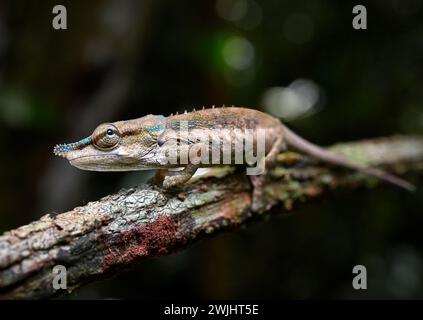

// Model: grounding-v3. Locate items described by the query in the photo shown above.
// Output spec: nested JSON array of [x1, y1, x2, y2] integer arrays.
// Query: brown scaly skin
[[54, 106, 414, 212]]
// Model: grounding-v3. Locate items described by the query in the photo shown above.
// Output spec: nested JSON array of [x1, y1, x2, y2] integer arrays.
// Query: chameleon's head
[[53, 115, 166, 171]]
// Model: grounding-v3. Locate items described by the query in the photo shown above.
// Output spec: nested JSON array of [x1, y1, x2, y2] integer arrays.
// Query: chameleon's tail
[[283, 125, 415, 192]]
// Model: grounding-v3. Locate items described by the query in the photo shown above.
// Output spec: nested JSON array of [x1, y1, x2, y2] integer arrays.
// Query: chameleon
[[54, 106, 414, 211]]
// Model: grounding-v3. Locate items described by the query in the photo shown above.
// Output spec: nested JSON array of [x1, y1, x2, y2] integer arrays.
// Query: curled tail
[[282, 125, 415, 192]]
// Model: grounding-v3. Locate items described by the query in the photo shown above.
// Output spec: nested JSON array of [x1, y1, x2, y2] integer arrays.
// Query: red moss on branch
[[102, 215, 182, 270]]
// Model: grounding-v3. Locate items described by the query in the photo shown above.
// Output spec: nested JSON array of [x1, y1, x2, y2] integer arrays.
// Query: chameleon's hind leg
[[162, 165, 199, 189], [249, 136, 286, 213]]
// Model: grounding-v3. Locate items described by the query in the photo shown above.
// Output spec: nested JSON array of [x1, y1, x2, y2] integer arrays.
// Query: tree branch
[[1, 135, 422, 299]]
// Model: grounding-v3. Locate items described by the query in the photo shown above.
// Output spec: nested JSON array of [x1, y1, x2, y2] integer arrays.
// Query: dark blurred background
[[0, 0, 422, 299]]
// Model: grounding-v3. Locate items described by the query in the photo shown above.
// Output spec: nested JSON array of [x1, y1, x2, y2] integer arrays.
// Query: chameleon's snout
[[53, 144, 74, 158], [53, 137, 93, 158]]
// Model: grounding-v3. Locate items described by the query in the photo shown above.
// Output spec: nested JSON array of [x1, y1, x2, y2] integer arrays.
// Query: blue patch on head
[[79, 137, 92, 144], [146, 124, 166, 131], [143, 115, 167, 132], [53, 137, 93, 156]]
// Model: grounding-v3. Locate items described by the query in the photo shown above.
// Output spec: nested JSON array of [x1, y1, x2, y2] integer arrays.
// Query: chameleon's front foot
[[162, 175, 187, 189], [159, 165, 199, 189]]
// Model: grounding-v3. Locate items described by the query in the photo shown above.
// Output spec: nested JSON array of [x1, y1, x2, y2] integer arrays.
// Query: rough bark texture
[[0, 135, 422, 299]]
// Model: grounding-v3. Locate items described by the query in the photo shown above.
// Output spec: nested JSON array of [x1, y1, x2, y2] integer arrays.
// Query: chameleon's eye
[[92, 123, 121, 150]]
